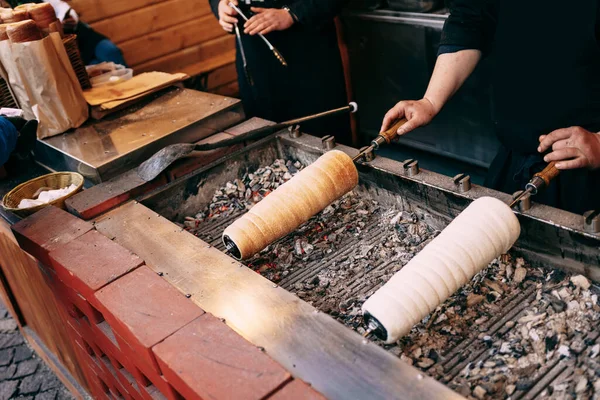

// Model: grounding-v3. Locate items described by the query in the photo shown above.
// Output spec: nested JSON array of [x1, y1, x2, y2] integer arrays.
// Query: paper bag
[[0, 40, 34, 119], [0, 33, 88, 139]]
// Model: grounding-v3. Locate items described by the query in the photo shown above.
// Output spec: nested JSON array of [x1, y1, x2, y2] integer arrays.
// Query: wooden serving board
[[83, 72, 188, 107]]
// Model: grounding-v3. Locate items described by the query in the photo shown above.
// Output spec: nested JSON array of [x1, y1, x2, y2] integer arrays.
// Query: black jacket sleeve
[[288, 0, 347, 29], [209, 0, 220, 19], [440, 0, 497, 53]]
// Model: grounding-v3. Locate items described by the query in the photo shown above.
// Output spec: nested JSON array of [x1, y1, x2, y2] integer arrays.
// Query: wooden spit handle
[[533, 161, 560, 187], [378, 118, 409, 144]]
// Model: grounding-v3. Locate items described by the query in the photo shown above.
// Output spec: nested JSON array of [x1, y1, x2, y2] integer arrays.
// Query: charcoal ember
[[187, 158, 600, 400], [549, 296, 567, 313], [575, 376, 588, 393], [294, 239, 306, 256], [417, 358, 434, 369], [516, 378, 534, 391], [570, 339, 586, 354], [505, 384, 516, 396], [571, 275, 591, 290], [472, 385, 487, 399], [513, 266, 527, 283], [467, 293, 485, 307], [545, 335, 558, 352], [591, 344, 600, 358]]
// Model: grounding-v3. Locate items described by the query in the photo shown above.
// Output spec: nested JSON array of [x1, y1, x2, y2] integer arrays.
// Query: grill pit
[[177, 157, 600, 400], [139, 132, 600, 400]]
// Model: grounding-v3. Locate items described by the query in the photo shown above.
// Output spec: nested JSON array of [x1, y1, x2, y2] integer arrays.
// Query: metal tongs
[[234, 23, 253, 86], [228, 1, 288, 67]]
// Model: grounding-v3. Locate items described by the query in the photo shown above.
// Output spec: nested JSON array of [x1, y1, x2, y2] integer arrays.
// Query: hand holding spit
[[217, 0, 238, 33], [538, 127, 600, 170], [244, 7, 294, 36], [380, 98, 438, 138]]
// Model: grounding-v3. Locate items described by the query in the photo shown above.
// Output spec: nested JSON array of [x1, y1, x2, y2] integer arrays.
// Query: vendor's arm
[[381, 0, 497, 136], [244, 0, 346, 36], [538, 128, 600, 170]]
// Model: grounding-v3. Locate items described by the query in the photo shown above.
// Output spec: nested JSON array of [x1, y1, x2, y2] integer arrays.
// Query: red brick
[[153, 314, 291, 400], [138, 384, 168, 400], [83, 349, 107, 383], [86, 373, 109, 400], [166, 132, 243, 181], [94, 378, 111, 400], [116, 365, 143, 400], [85, 371, 111, 400], [66, 322, 95, 358], [12, 206, 93, 265], [65, 302, 85, 320], [99, 355, 135, 400], [49, 230, 143, 301], [74, 293, 105, 324], [75, 345, 111, 400], [65, 170, 168, 220], [73, 337, 96, 377], [81, 326, 143, 399], [89, 320, 122, 360], [67, 317, 90, 340], [94, 266, 204, 374], [97, 340, 146, 400], [268, 380, 326, 400], [53, 283, 84, 321], [114, 332, 180, 400], [50, 272, 104, 324], [98, 354, 119, 381], [40, 267, 84, 321]]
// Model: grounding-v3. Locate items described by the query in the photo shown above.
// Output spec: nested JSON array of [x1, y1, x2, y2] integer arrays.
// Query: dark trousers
[[235, 24, 350, 143]]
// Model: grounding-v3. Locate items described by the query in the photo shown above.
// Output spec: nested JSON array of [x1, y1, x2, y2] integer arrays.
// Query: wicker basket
[[1, 172, 84, 218], [62, 34, 91, 90], [0, 77, 17, 109]]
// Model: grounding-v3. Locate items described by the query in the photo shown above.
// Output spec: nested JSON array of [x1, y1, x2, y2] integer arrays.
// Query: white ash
[[185, 159, 600, 400]]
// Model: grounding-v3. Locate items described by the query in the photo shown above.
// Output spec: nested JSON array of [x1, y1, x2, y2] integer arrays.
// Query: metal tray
[[34, 88, 243, 184]]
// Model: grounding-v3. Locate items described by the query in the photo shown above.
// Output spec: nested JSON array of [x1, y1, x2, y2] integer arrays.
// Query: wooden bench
[[71, 0, 238, 96]]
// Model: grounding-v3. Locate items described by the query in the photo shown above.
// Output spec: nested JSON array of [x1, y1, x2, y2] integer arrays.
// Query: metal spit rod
[[352, 119, 408, 162], [234, 23, 253, 86], [353, 119, 561, 210], [508, 161, 560, 208], [229, 2, 288, 67]]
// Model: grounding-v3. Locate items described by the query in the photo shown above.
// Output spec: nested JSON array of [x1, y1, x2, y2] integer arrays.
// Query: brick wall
[[11, 206, 324, 400]]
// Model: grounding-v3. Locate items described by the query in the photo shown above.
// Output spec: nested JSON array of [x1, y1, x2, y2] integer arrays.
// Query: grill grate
[[184, 158, 600, 399]]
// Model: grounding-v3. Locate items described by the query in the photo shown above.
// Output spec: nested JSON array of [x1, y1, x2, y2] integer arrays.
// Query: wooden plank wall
[[70, 0, 239, 96]]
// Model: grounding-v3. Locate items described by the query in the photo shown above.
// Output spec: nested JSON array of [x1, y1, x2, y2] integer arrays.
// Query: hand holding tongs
[[228, 1, 288, 67]]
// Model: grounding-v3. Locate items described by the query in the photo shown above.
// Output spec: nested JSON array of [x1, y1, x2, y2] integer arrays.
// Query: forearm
[[423, 49, 482, 113]]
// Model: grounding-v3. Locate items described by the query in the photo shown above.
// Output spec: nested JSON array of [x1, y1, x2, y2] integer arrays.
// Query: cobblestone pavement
[[0, 301, 74, 400]]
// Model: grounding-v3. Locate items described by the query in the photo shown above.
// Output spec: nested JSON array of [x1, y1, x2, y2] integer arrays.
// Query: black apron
[[235, 0, 350, 142], [485, 0, 600, 215]]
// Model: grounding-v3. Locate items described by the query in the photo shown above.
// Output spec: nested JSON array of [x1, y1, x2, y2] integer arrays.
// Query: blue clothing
[[0, 117, 18, 166], [90, 39, 128, 67]]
